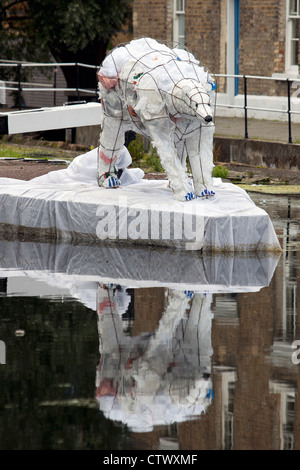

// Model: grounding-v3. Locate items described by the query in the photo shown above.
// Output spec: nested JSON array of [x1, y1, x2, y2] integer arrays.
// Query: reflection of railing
[[0, 61, 98, 109], [215, 73, 300, 143]]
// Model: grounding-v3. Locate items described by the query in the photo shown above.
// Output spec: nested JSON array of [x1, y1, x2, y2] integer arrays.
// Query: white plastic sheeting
[[29, 146, 143, 187], [0, 240, 281, 301], [0, 147, 281, 251], [0, 239, 280, 432]]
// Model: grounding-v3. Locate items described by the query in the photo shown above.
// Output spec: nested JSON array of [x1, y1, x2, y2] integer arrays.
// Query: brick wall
[[185, 0, 221, 75], [239, 0, 286, 96], [133, 0, 221, 72], [133, 0, 289, 98], [133, 0, 170, 41]]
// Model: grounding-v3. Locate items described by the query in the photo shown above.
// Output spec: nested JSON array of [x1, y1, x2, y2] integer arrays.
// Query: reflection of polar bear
[[97, 37, 216, 202], [95, 284, 214, 433]]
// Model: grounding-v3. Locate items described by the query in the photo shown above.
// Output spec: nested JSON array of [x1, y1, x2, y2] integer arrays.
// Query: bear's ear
[[203, 83, 213, 93], [204, 81, 217, 93]]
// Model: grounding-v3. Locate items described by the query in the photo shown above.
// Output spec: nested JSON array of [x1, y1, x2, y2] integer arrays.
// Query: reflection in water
[[0, 193, 299, 449], [96, 285, 213, 432]]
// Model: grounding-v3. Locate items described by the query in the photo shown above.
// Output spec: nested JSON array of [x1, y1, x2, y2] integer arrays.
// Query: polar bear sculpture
[[97, 38, 216, 202]]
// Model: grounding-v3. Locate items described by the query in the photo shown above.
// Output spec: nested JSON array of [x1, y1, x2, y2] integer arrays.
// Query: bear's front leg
[[98, 115, 125, 188], [186, 124, 215, 197]]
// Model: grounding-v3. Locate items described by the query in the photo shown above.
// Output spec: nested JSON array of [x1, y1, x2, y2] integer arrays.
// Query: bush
[[127, 134, 147, 162], [127, 135, 164, 172], [144, 145, 164, 172], [212, 165, 229, 178], [128, 135, 229, 176]]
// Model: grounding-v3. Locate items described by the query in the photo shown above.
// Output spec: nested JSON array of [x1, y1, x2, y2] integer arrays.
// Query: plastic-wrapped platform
[[0, 148, 281, 252]]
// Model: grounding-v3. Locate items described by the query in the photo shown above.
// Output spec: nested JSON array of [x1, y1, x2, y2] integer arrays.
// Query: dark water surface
[[0, 193, 299, 451]]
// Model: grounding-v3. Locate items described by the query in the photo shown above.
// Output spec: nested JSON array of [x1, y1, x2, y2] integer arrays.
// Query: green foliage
[[0, 140, 77, 160], [212, 165, 229, 178], [129, 136, 232, 175], [144, 145, 164, 173], [0, 145, 24, 159], [127, 134, 146, 162], [29, 0, 132, 55], [128, 135, 164, 173], [0, 0, 132, 86]]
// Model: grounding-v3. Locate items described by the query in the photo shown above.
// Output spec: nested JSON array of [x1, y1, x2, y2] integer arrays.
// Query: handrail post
[[243, 75, 248, 139], [17, 63, 22, 110], [76, 62, 80, 101], [95, 65, 98, 99], [53, 67, 57, 107], [287, 78, 292, 143]]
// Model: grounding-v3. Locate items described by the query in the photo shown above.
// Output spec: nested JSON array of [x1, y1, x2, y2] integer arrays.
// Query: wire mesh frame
[[100, 37, 217, 111], [98, 37, 217, 134], [97, 38, 217, 192]]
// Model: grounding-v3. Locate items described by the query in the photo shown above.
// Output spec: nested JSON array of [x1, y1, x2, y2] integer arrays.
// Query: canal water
[[0, 192, 299, 451]]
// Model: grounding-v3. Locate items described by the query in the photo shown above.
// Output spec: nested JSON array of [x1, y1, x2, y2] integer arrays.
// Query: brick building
[[133, 0, 300, 121], [2, 1, 300, 121]]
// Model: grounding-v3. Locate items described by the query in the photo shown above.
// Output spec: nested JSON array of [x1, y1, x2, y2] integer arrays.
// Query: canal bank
[[213, 115, 300, 195], [73, 114, 300, 175], [1, 115, 300, 195]]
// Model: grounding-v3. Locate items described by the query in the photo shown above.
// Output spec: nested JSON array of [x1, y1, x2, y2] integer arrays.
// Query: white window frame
[[173, 0, 185, 47], [286, 0, 300, 74]]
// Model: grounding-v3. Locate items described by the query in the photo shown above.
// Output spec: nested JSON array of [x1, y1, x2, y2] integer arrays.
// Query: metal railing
[[215, 73, 300, 144], [1, 61, 300, 143], [0, 60, 98, 108]]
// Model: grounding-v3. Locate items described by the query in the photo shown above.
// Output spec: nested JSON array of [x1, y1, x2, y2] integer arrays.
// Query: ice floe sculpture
[[97, 37, 216, 201]]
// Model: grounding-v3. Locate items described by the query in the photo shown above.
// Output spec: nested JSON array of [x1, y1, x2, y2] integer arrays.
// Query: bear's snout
[[205, 115, 213, 123]]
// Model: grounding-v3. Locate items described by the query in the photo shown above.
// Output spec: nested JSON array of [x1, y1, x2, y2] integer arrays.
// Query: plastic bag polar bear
[[97, 37, 216, 202]]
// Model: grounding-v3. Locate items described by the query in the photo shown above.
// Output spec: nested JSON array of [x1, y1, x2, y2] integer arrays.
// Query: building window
[[227, 0, 240, 98], [286, 0, 300, 73], [173, 0, 185, 47]]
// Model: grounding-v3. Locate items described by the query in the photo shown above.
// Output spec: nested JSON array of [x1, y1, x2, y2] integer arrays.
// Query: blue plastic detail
[[184, 290, 194, 299], [107, 176, 120, 188], [185, 192, 196, 201], [200, 189, 215, 197], [206, 388, 214, 399]]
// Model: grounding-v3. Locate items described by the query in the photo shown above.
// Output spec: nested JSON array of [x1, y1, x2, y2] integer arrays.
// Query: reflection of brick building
[[126, 201, 300, 449]]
